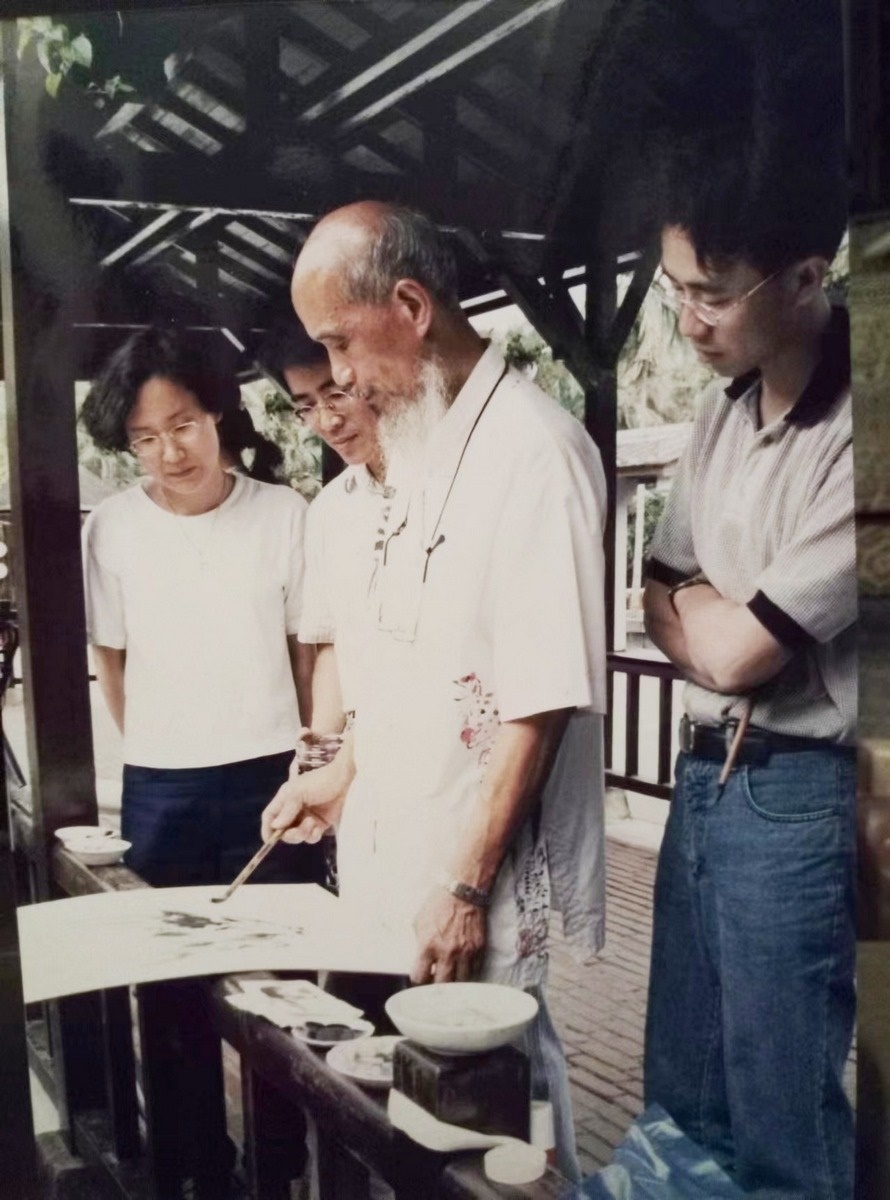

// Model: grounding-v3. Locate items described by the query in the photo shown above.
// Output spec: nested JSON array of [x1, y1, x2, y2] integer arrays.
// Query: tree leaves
[[16, 16, 134, 106]]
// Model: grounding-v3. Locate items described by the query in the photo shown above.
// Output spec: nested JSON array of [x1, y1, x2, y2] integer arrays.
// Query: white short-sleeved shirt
[[337, 345, 608, 985], [83, 474, 307, 768], [299, 465, 390, 712]]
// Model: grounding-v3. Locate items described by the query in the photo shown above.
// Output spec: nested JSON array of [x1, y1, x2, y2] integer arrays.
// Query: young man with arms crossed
[[643, 163, 855, 1198]]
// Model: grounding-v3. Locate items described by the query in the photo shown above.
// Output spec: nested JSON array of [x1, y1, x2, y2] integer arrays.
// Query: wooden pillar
[[584, 252, 617, 652], [0, 28, 97, 886], [613, 477, 632, 653], [0, 699, 38, 1195], [0, 27, 105, 1168]]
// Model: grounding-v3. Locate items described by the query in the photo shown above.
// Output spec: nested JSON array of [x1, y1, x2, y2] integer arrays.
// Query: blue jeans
[[644, 749, 856, 1199], [122, 751, 326, 888]]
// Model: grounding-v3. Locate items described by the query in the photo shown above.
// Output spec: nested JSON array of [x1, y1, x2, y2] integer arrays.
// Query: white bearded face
[[376, 357, 450, 475]]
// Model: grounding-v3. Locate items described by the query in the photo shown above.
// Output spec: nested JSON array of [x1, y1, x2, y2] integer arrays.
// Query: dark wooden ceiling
[[5, 0, 846, 375]]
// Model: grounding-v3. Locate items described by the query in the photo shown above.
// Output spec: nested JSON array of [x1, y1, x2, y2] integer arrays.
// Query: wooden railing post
[[242, 1064, 307, 1200], [137, 980, 233, 1200], [605, 652, 681, 801]]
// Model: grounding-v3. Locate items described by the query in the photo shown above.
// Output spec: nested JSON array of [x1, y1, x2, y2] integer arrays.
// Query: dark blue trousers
[[122, 751, 325, 888]]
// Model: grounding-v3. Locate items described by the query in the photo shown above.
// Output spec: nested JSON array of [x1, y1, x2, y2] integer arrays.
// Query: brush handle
[[215, 826, 287, 903]]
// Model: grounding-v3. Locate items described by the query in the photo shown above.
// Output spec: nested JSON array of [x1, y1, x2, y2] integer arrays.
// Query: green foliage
[[17, 17, 93, 98], [16, 17, 135, 104], [500, 330, 585, 420], [241, 381, 323, 500], [626, 486, 666, 585]]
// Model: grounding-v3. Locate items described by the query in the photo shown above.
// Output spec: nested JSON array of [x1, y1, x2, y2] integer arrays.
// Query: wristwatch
[[668, 574, 709, 614], [438, 872, 491, 909]]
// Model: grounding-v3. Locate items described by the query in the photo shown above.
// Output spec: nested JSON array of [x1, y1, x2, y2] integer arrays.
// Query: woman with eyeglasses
[[80, 326, 324, 889]]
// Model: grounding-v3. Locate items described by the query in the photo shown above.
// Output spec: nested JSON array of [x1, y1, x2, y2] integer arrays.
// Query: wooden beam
[[298, 1, 502, 122], [336, 0, 566, 133], [607, 241, 660, 363], [456, 232, 597, 382], [99, 208, 194, 268]]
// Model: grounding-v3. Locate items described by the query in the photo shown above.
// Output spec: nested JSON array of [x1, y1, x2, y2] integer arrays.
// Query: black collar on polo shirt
[[724, 305, 850, 428]]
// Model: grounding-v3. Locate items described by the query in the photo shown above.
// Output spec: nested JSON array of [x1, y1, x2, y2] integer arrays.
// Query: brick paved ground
[[547, 839, 655, 1177]]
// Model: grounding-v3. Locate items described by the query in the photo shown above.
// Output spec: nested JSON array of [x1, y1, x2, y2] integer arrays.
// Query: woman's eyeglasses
[[128, 418, 205, 459]]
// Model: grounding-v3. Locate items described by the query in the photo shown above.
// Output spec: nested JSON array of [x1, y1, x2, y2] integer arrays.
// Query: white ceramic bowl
[[385, 983, 539, 1055], [64, 838, 131, 866], [55, 825, 116, 844]]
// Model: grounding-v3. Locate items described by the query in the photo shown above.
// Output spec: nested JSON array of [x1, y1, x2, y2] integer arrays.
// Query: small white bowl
[[55, 825, 116, 844], [64, 838, 131, 866], [385, 983, 539, 1055]]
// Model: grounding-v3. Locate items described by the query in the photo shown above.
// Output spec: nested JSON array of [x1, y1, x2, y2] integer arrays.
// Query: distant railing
[[605, 651, 683, 801]]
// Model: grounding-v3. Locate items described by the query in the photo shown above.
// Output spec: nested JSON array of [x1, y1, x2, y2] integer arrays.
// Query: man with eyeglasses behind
[[642, 150, 855, 1198], [257, 319, 387, 734]]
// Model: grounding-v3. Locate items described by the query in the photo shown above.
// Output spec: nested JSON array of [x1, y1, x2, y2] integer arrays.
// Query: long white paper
[[17, 884, 414, 1003]]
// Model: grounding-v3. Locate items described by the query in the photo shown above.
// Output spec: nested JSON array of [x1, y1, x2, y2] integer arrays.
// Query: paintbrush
[[211, 827, 287, 903]]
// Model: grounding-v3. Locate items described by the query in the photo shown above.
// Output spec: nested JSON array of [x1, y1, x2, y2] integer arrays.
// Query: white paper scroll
[[17, 884, 414, 1003]]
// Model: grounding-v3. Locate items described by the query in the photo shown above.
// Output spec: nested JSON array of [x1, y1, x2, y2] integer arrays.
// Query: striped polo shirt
[[647, 306, 856, 743]]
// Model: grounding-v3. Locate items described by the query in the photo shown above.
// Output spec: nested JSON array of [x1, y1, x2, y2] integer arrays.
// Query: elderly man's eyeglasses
[[661, 269, 781, 327], [291, 391, 352, 425], [128, 419, 205, 459]]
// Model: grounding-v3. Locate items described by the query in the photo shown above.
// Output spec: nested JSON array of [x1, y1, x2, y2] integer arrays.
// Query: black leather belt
[[679, 715, 852, 766]]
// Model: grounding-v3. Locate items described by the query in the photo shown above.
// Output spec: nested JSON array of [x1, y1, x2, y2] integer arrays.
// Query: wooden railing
[[12, 806, 569, 1199], [605, 651, 683, 801]]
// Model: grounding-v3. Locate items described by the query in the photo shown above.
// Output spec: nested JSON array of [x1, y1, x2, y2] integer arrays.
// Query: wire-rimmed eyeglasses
[[291, 390, 353, 425], [128, 418, 205, 459], [661, 268, 781, 328]]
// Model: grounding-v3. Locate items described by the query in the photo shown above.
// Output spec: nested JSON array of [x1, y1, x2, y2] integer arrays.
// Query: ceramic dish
[[55, 825, 116, 844], [291, 1017, 374, 1048], [385, 983, 538, 1054], [64, 838, 131, 866], [326, 1035, 403, 1088]]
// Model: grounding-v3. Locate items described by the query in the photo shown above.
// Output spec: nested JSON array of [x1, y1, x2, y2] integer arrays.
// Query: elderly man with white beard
[[262, 201, 607, 1180]]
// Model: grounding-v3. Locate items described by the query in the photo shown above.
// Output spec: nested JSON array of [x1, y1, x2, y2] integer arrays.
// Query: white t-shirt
[[83, 474, 307, 769], [335, 345, 608, 985]]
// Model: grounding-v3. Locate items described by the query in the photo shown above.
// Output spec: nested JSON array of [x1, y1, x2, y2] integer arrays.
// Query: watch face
[[447, 878, 490, 908]]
